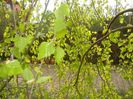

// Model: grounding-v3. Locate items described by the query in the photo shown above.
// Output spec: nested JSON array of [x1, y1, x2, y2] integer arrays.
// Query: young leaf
[[6, 60, 23, 76], [54, 18, 66, 33], [109, 31, 120, 43], [19, 23, 25, 32], [38, 42, 55, 60], [54, 46, 65, 64], [54, 3, 70, 38], [14, 36, 32, 53], [0, 64, 8, 78], [10, 47, 21, 58], [36, 76, 51, 84], [0, 60, 23, 79], [55, 3, 70, 19], [22, 68, 34, 81], [56, 28, 67, 39]]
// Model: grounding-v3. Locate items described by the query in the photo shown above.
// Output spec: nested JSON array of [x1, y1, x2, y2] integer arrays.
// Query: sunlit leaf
[[56, 29, 67, 39], [19, 23, 25, 32], [0, 60, 23, 79], [38, 42, 55, 60], [36, 76, 51, 84], [0, 64, 8, 78], [22, 68, 34, 81], [54, 3, 70, 37], [6, 60, 23, 76], [54, 46, 65, 64], [55, 3, 70, 19], [127, 43, 133, 52], [54, 18, 66, 33], [14, 36, 33, 53], [119, 17, 124, 24], [10, 47, 21, 58], [109, 31, 120, 43]]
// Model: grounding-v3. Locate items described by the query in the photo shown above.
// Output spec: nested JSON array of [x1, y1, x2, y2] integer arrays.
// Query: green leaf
[[127, 44, 133, 52], [0, 64, 8, 78], [54, 18, 66, 33], [54, 3, 70, 37], [55, 3, 70, 19], [36, 76, 51, 84], [119, 17, 124, 24], [109, 31, 120, 43], [19, 23, 25, 32], [6, 60, 23, 76], [54, 46, 65, 64], [22, 68, 34, 81], [10, 47, 21, 58], [14, 36, 33, 53], [38, 42, 55, 60], [56, 29, 67, 39], [0, 60, 23, 79]]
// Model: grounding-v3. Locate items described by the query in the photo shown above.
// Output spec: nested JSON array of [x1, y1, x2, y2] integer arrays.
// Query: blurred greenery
[[0, 0, 133, 98]]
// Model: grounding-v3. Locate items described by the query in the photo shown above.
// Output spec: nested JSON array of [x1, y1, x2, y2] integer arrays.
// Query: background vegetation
[[0, 0, 133, 98]]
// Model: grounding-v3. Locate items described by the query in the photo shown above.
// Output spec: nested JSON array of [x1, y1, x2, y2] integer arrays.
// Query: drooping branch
[[74, 8, 133, 87]]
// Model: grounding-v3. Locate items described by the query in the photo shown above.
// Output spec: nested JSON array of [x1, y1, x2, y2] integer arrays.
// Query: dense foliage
[[0, 0, 133, 98]]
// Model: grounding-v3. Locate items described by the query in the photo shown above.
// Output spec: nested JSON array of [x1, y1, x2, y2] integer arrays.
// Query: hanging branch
[[74, 8, 133, 88]]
